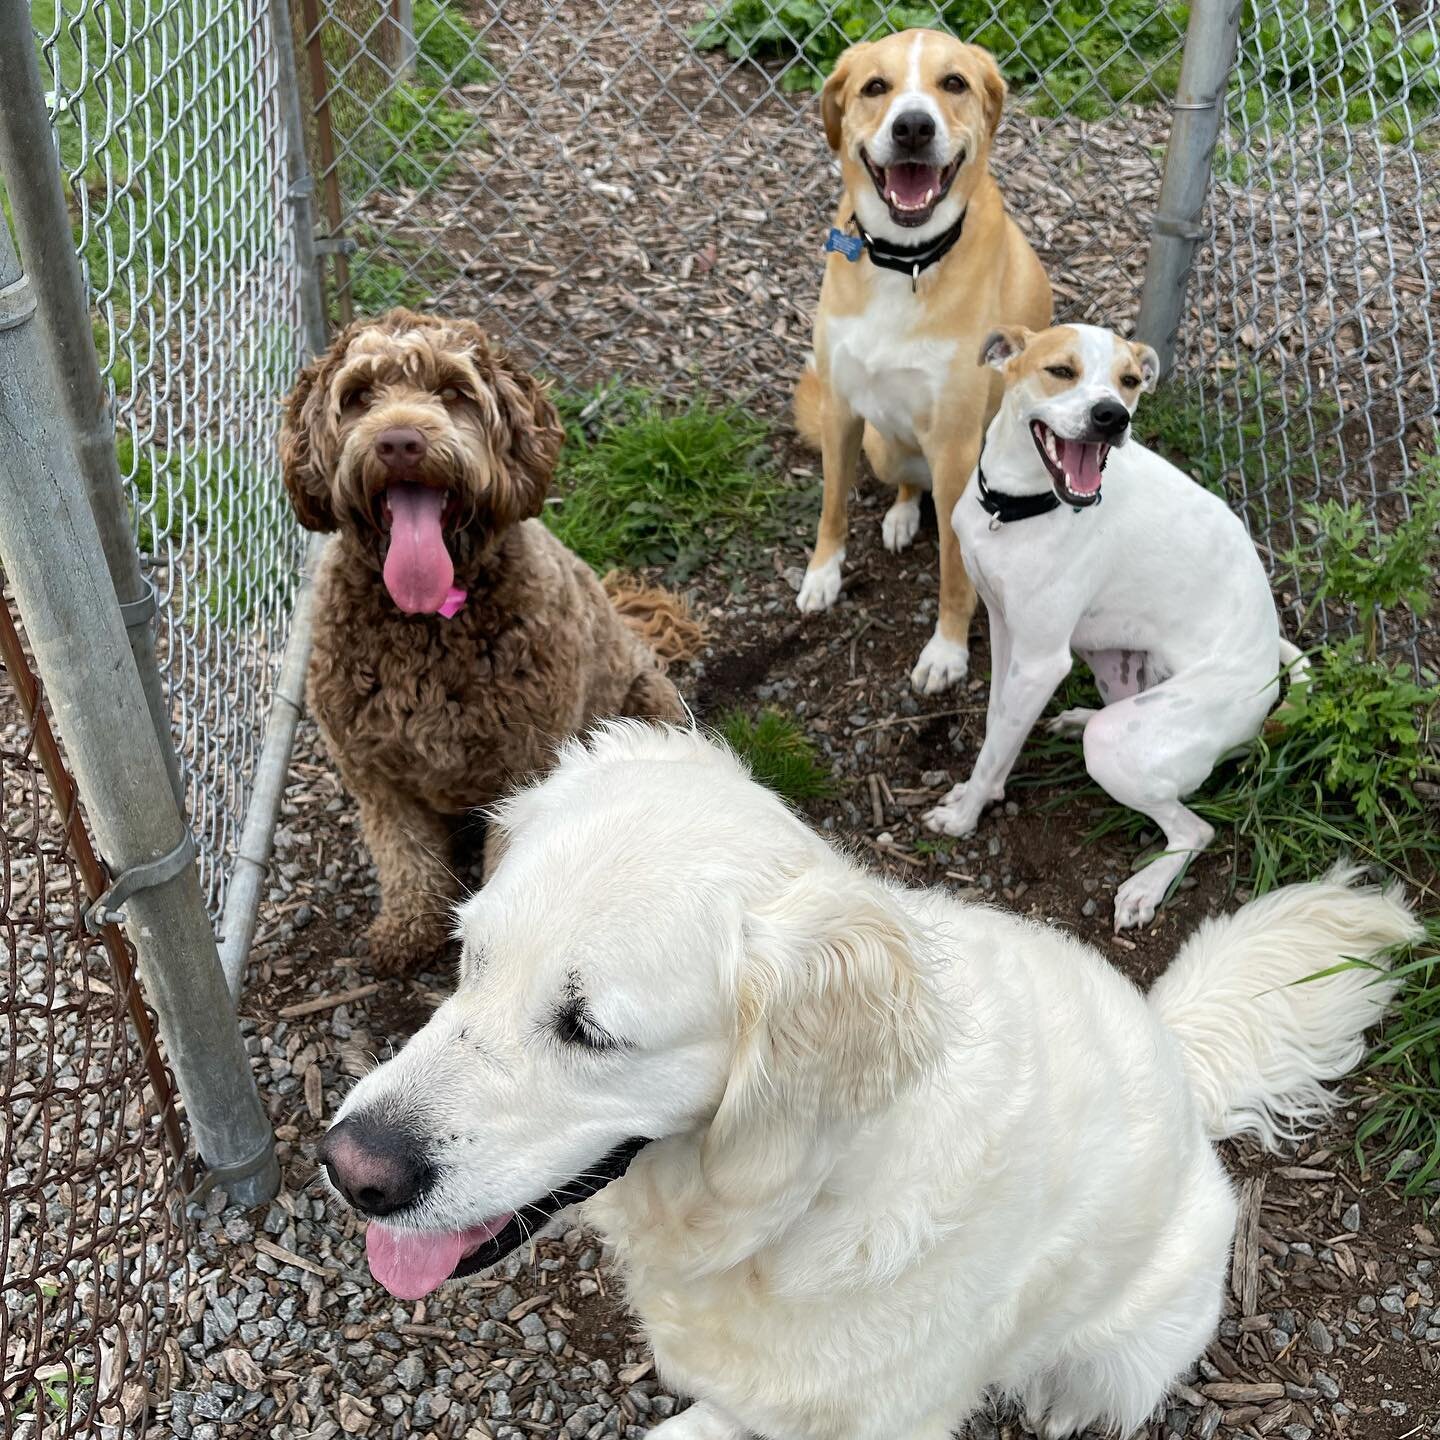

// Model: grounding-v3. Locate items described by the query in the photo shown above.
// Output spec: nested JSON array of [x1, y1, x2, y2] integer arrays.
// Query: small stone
[[1341, 1202, 1360, 1232], [394, 1354, 425, 1390], [1305, 1317, 1333, 1354], [1312, 1372, 1340, 1400]]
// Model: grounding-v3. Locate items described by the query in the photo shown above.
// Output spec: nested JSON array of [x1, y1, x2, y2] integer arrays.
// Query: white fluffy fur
[[333, 724, 1419, 1440]]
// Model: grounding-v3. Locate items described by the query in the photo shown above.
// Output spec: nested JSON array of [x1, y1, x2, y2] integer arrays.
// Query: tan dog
[[795, 29, 1052, 693], [280, 310, 693, 972]]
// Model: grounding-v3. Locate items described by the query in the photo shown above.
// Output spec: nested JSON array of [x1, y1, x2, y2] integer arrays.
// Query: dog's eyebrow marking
[[553, 972, 626, 1052]]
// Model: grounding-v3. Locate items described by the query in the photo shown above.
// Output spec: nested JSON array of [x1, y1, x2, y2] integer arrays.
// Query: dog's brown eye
[[439, 386, 465, 404], [942, 74, 968, 94], [1045, 365, 1077, 381], [1120, 374, 1141, 390], [343, 387, 373, 410], [861, 76, 890, 98]]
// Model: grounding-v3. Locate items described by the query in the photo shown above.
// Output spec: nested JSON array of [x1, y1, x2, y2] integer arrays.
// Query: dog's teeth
[[924, 188, 934, 204]]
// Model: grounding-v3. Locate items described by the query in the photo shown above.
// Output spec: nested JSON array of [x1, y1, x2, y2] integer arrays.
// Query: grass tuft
[[719, 709, 836, 803], [546, 388, 787, 578]]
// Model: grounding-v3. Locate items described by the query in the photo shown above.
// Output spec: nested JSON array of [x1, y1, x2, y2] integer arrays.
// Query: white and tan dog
[[924, 323, 1308, 929], [319, 724, 1416, 1440], [794, 29, 1052, 694]]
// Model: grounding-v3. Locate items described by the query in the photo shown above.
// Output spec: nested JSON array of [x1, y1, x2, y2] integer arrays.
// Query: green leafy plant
[[546, 388, 786, 577], [413, 0, 492, 88], [694, 0, 1440, 128], [1289, 470, 1440, 661], [719, 708, 836, 802]]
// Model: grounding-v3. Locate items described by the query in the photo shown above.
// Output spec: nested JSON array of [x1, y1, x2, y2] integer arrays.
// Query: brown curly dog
[[281, 309, 696, 972]]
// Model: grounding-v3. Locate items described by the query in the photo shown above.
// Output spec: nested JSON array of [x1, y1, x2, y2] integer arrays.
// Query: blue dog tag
[[824, 228, 864, 262]]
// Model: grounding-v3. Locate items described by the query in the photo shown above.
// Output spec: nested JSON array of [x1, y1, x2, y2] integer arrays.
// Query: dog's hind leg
[[1080, 698, 1219, 932], [866, 428, 930, 554], [645, 1401, 748, 1440], [618, 665, 688, 725]]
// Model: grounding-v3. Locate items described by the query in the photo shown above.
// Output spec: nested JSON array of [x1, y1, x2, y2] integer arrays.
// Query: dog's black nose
[[1090, 399, 1131, 438], [320, 1116, 433, 1217], [890, 110, 936, 153], [375, 427, 428, 475]]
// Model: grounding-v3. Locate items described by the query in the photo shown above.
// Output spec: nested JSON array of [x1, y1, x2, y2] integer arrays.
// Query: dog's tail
[[603, 572, 705, 667], [793, 361, 823, 451], [1263, 636, 1312, 735], [1148, 864, 1419, 1148]]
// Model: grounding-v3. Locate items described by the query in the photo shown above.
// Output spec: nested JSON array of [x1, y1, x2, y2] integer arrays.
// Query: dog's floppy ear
[[971, 45, 1007, 137], [1130, 341, 1161, 392], [980, 326, 1030, 372], [821, 45, 864, 152], [491, 358, 563, 524], [701, 862, 943, 1201], [279, 328, 356, 533]]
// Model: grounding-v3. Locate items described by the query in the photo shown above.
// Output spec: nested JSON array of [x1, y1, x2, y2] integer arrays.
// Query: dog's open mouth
[[1030, 421, 1108, 506], [363, 1137, 649, 1300], [379, 483, 460, 614], [862, 149, 964, 227]]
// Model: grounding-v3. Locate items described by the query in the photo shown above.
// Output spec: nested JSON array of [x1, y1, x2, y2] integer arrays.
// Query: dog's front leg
[[924, 645, 1072, 836], [911, 440, 980, 694], [797, 388, 862, 613], [347, 774, 458, 974]]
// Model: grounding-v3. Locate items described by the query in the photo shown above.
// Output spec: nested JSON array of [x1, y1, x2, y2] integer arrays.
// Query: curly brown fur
[[600, 572, 705, 668], [282, 310, 687, 973]]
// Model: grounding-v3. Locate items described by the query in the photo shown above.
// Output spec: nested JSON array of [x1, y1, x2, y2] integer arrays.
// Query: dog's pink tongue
[[885, 162, 939, 208], [1059, 439, 1105, 496], [365, 1215, 513, 1300], [383, 484, 453, 614]]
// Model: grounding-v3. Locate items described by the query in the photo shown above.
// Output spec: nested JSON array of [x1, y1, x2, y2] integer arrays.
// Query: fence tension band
[[314, 235, 358, 257], [184, 1139, 279, 1208], [0, 275, 37, 331], [118, 574, 158, 630], [84, 828, 197, 933]]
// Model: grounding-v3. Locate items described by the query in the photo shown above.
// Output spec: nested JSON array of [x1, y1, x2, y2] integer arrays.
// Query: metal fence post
[[0, 0, 184, 809], [1134, 0, 1243, 376], [0, 221, 278, 1208], [215, 0, 333, 995]]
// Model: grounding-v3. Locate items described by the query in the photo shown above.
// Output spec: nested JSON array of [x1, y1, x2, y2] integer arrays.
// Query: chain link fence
[[303, 0, 1436, 658], [1, 598, 189, 1440], [1185, 0, 1440, 658], [30, 0, 313, 912]]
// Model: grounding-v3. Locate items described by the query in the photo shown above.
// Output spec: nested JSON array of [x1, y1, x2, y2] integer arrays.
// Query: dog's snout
[[1089, 399, 1131, 438], [890, 110, 936, 154], [320, 1116, 433, 1218], [374, 427, 428, 475]]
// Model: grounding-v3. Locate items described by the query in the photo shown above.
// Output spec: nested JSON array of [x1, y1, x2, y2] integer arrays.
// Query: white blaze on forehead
[[1073, 324, 1122, 386], [877, 31, 947, 155]]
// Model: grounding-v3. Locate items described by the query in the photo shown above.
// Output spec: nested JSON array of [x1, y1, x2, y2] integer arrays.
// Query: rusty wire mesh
[[1, 596, 190, 1440]]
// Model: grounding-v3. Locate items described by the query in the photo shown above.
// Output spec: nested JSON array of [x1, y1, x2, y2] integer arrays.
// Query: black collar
[[851, 206, 968, 287], [975, 464, 1061, 525]]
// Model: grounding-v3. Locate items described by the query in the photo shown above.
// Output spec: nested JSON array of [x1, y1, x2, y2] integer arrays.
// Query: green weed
[[719, 708, 836, 803], [1288, 467, 1440, 661], [413, 0, 492, 88], [546, 388, 787, 578]]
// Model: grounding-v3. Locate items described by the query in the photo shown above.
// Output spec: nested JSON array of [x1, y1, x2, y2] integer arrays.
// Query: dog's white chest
[[826, 286, 956, 450]]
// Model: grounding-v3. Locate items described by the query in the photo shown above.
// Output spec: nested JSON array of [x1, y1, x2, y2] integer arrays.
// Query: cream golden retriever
[[320, 725, 1416, 1440]]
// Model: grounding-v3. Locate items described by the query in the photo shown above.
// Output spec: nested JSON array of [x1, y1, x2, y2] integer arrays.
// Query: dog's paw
[[910, 630, 969, 694], [796, 553, 844, 613], [365, 914, 448, 976], [881, 494, 922, 553], [923, 785, 981, 838], [1045, 706, 1097, 736], [1112, 872, 1163, 932]]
